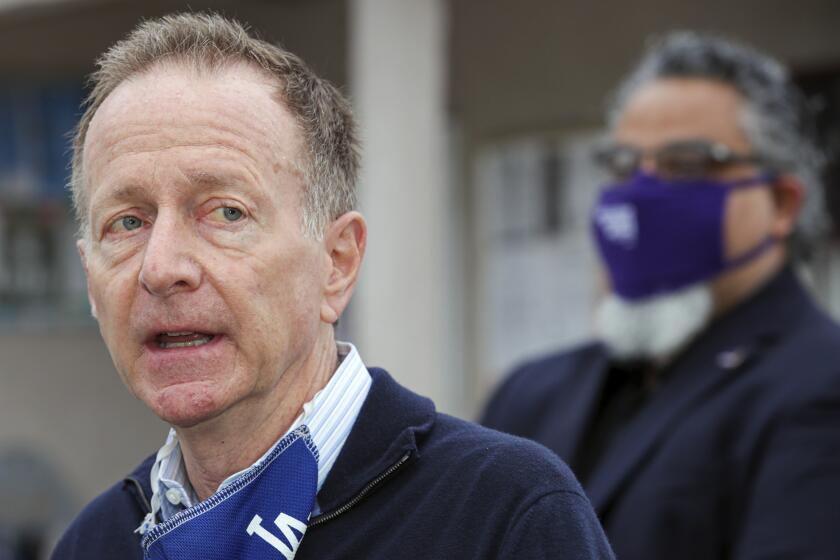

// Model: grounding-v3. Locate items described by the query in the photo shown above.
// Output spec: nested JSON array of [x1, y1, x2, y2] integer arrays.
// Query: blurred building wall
[[0, 328, 164, 548]]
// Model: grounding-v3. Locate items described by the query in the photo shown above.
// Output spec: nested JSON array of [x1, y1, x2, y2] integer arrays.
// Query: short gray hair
[[71, 12, 359, 239], [609, 31, 826, 238]]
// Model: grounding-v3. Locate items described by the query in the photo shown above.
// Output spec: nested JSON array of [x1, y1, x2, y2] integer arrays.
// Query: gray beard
[[595, 284, 714, 361]]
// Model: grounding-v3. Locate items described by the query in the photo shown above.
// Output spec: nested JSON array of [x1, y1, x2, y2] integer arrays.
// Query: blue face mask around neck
[[142, 426, 319, 560]]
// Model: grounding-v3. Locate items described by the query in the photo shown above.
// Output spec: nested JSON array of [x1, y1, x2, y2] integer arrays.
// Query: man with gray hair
[[51, 12, 613, 560], [483, 32, 840, 559]]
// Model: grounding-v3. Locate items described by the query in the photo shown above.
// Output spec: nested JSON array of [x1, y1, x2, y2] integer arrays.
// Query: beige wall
[[0, 328, 164, 538]]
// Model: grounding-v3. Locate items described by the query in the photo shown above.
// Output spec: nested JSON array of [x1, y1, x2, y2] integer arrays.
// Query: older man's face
[[80, 63, 328, 427]]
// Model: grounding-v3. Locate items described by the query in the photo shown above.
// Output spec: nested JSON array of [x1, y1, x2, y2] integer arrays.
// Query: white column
[[349, 0, 459, 413]]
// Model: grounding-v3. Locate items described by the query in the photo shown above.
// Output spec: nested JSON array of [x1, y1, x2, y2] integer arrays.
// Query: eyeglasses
[[592, 139, 773, 181]]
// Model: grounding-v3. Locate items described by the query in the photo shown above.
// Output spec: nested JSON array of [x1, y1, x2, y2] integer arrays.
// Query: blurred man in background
[[51, 12, 613, 560], [483, 32, 840, 559]]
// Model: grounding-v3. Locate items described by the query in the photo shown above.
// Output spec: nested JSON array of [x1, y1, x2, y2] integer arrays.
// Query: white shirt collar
[[138, 341, 372, 533]]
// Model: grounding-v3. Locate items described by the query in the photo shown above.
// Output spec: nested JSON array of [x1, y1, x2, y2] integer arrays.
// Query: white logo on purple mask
[[595, 204, 638, 248]]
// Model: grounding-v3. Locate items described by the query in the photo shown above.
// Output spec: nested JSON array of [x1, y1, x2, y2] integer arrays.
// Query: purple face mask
[[592, 172, 776, 301]]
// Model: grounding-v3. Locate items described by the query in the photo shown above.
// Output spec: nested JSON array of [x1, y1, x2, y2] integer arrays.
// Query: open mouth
[[155, 331, 216, 349]]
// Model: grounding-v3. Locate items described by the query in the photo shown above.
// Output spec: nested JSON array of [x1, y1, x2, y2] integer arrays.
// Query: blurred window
[[797, 68, 840, 235], [0, 82, 89, 327], [473, 134, 602, 387]]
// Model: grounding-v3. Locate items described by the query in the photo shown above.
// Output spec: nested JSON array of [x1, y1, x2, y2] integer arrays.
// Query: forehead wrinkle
[[88, 114, 303, 191], [87, 130, 266, 195], [88, 65, 297, 145], [93, 117, 262, 163]]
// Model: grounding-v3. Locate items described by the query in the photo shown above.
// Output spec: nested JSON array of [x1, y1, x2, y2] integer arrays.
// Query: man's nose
[[138, 215, 202, 297], [638, 154, 658, 176]]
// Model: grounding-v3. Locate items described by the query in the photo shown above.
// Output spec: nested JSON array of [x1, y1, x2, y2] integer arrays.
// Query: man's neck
[[712, 245, 786, 317], [174, 327, 338, 501]]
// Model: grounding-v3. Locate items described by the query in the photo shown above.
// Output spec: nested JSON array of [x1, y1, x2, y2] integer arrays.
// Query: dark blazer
[[53, 368, 614, 559], [482, 268, 840, 559]]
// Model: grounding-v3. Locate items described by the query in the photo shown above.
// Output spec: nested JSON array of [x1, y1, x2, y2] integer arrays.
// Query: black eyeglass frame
[[592, 139, 779, 181]]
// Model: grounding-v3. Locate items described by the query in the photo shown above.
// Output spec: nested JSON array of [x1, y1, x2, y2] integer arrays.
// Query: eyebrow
[[182, 169, 243, 188], [89, 159, 296, 227], [178, 169, 275, 204], [91, 183, 150, 209]]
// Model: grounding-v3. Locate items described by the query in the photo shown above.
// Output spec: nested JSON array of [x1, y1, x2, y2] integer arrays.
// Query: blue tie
[[142, 426, 319, 559]]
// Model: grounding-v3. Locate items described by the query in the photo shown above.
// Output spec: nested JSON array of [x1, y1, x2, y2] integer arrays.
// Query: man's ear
[[320, 211, 367, 324], [770, 174, 805, 239], [77, 239, 98, 320]]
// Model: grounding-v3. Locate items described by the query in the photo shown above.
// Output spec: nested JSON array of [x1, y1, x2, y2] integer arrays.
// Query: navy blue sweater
[[52, 368, 614, 559]]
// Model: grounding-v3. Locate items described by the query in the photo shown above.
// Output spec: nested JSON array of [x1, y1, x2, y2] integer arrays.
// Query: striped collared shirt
[[138, 341, 372, 532]]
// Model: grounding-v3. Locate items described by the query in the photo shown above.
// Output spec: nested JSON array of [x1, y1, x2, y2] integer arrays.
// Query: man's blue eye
[[220, 207, 243, 222], [122, 216, 142, 231]]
